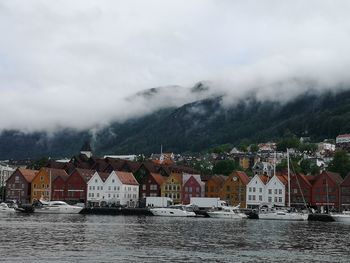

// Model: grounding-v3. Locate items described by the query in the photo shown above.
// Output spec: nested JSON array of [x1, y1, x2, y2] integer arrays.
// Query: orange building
[[205, 175, 226, 197], [31, 168, 68, 203], [219, 171, 250, 208]]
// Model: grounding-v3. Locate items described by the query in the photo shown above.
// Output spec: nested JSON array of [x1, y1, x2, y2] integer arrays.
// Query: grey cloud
[[1, 0, 350, 132]]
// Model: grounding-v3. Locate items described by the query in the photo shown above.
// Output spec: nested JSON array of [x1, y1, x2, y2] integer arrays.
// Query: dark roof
[[80, 141, 92, 152], [72, 168, 96, 182]]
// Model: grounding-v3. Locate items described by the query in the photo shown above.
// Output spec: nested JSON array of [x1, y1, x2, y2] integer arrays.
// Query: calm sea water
[[0, 213, 349, 263]]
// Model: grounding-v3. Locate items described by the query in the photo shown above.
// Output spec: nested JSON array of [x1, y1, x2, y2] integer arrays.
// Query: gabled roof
[[297, 173, 313, 187], [234, 171, 250, 185], [116, 171, 139, 185], [323, 171, 343, 185], [276, 174, 288, 185], [336, 134, 350, 138], [150, 173, 165, 186], [207, 174, 227, 186], [18, 168, 38, 183], [258, 174, 269, 184], [72, 168, 96, 182], [98, 172, 110, 182], [43, 168, 69, 181]]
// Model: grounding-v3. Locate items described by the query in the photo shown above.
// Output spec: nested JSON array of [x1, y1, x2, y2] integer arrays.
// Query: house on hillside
[[340, 173, 350, 210], [139, 173, 165, 199], [6, 168, 38, 203], [252, 161, 274, 177]]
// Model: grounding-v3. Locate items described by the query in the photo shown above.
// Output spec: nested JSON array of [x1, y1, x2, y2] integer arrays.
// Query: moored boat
[[0, 202, 16, 213], [331, 211, 350, 222], [34, 201, 83, 214], [259, 208, 308, 221], [207, 205, 247, 219], [150, 204, 196, 217]]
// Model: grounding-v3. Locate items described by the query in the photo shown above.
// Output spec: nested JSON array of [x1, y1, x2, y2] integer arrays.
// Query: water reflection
[[0, 214, 349, 262]]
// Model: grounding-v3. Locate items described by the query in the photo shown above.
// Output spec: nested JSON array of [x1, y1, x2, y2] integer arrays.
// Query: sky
[[1, 0, 350, 133]]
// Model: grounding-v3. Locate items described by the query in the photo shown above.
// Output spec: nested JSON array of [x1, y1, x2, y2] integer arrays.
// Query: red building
[[139, 173, 165, 199], [6, 168, 37, 204], [311, 171, 343, 212], [290, 173, 314, 208], [65, 168, 95, 204], [182, 174, 204, 204], [340, 173, 350, 210], [51, 169, 69, 201]]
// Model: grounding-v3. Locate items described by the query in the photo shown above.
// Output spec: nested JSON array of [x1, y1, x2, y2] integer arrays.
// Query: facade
[[311, 171, 343, 212], [219, 171, 249, 208], [265, 174, 287, 207], [139, 173, 165, 199], [252, 162, 274, 177], [6, 168, 37, 203], [66, 168, 95, 204], [340, 173, 350, 210], [182, 174, 205, 204], [0, 162, 15, 187], [51, 173, 69, 201], [86, 172, 109, 206], [290, 173, 313, 208], [246, 174, 269, 208], [161, 173, 182, 204], [205, 175, 226, 198]]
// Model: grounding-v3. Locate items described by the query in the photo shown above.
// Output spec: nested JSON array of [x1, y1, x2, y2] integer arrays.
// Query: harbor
[[0, 213, 349, 263]]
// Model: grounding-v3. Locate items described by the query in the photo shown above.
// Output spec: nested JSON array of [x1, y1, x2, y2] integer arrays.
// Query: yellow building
[[161, 173, 182, 204], [31, 168, 51, 202], [219, 171, 250, 208]]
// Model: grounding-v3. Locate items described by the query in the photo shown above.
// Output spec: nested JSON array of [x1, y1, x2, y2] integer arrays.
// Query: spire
[[80, 141, 92, 158]]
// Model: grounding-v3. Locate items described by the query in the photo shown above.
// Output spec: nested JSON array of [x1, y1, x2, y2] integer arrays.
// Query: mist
[[1, 0, 350, 133]]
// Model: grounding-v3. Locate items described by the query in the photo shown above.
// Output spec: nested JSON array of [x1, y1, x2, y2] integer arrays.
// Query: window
[[112, 179, 115, 183], [274, 189, 277, 194], [268, 189, 272, 194], [278, 197, 282, 203], [108, 186, 111, 191], [114, 186, 117, 191], [142, 184, 146, 190], [89, 186, 92, 190], [226, 186, 230, 192], [274, 197, 277, 202], [248, 195, 252, 200], [259, 188, 262, 193], [95, 179, 98, 183], [97, 193, 100, 197], [259, 195, 262, 201], [101, 186, 103, 190], [249, 187, 252, 192], [293, 188, 297, 194], [93, 186, 95, 190], [279, 189, 282, 195], [252, 195, 256, 201], [189, 187, 192, 193]]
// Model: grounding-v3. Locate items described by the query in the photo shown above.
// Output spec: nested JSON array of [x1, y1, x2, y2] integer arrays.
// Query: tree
[[27, 157, 49, 170], [276, 137, 300, 151], [328, 150, 350, 178], [299, 158, 320, 175], [212, 160, 238, 176]]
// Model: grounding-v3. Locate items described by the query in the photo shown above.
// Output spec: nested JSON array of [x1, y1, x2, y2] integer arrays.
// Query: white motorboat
[[259, 208, 308, 221], [331, 211, 350, 223], [150, 204, 196, 217], [0, 202, 16, 213], [207, 205, 247, 219], [34, 201, 83, 214]]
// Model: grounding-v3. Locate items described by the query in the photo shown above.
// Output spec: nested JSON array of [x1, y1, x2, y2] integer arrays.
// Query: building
[[246, 174, 269, 209], [0, 162, 15, 187], [51, 170, 69, 201], [290, 173, 313, 208], [205, 175, 226, 198], [311, 171, 343, 212], [6, 168, 38, 203], [182, 174, 205, 204], [65, 168, 95, 204], [139, 173, 165, 199], [265, 174, 287, 207], [340, 173, 350, 210], [252, 161, 274, 177], [336, 134, 350, 152], [219, 171, 249, 208], [86, 171, 109, 206], [161, 173, 182, 204], [80, 141, 93, 158]]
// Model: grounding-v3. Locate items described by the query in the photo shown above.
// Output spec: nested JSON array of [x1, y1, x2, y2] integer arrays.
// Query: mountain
[[1, 88, 350, 159]]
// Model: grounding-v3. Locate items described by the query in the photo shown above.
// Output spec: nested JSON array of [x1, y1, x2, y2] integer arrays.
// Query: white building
[[265, 175, 287, 207], [246, 174, 269, 209], [87, 171, 139, 207]]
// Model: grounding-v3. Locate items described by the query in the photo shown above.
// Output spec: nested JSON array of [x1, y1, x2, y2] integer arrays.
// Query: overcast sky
[[1, 0, 350, 132]]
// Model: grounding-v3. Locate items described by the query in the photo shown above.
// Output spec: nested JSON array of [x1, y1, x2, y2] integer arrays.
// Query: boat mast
[[49, 170, 52, 201], [287, 148, 291, 207]]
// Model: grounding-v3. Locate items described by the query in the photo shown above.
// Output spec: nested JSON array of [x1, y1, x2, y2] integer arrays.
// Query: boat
[[331, 211, 350, 223], [207, 204, 247, 219], [150, 204, 196, 217], [0, 202, 16, 213], [33, 200, 83, 214], [258, 149, 309, 221], [259, 207, 308, 221]]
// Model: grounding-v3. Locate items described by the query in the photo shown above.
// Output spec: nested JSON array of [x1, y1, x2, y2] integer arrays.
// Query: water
[[0, 213, 349, 263]]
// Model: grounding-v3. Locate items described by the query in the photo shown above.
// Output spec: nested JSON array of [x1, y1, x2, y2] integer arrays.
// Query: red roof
[[116, 171, 139, 185], [18, 168, 38, 183], [43, 168, 69, 181], [323, 171, 343, 185], [150, 173, 166, 186], [98, 172, 110, 182], [234, 171, 250, 185], [258, 174, 269, 184], [73, 168, 96, 182], [276, 174, 288, 185]]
